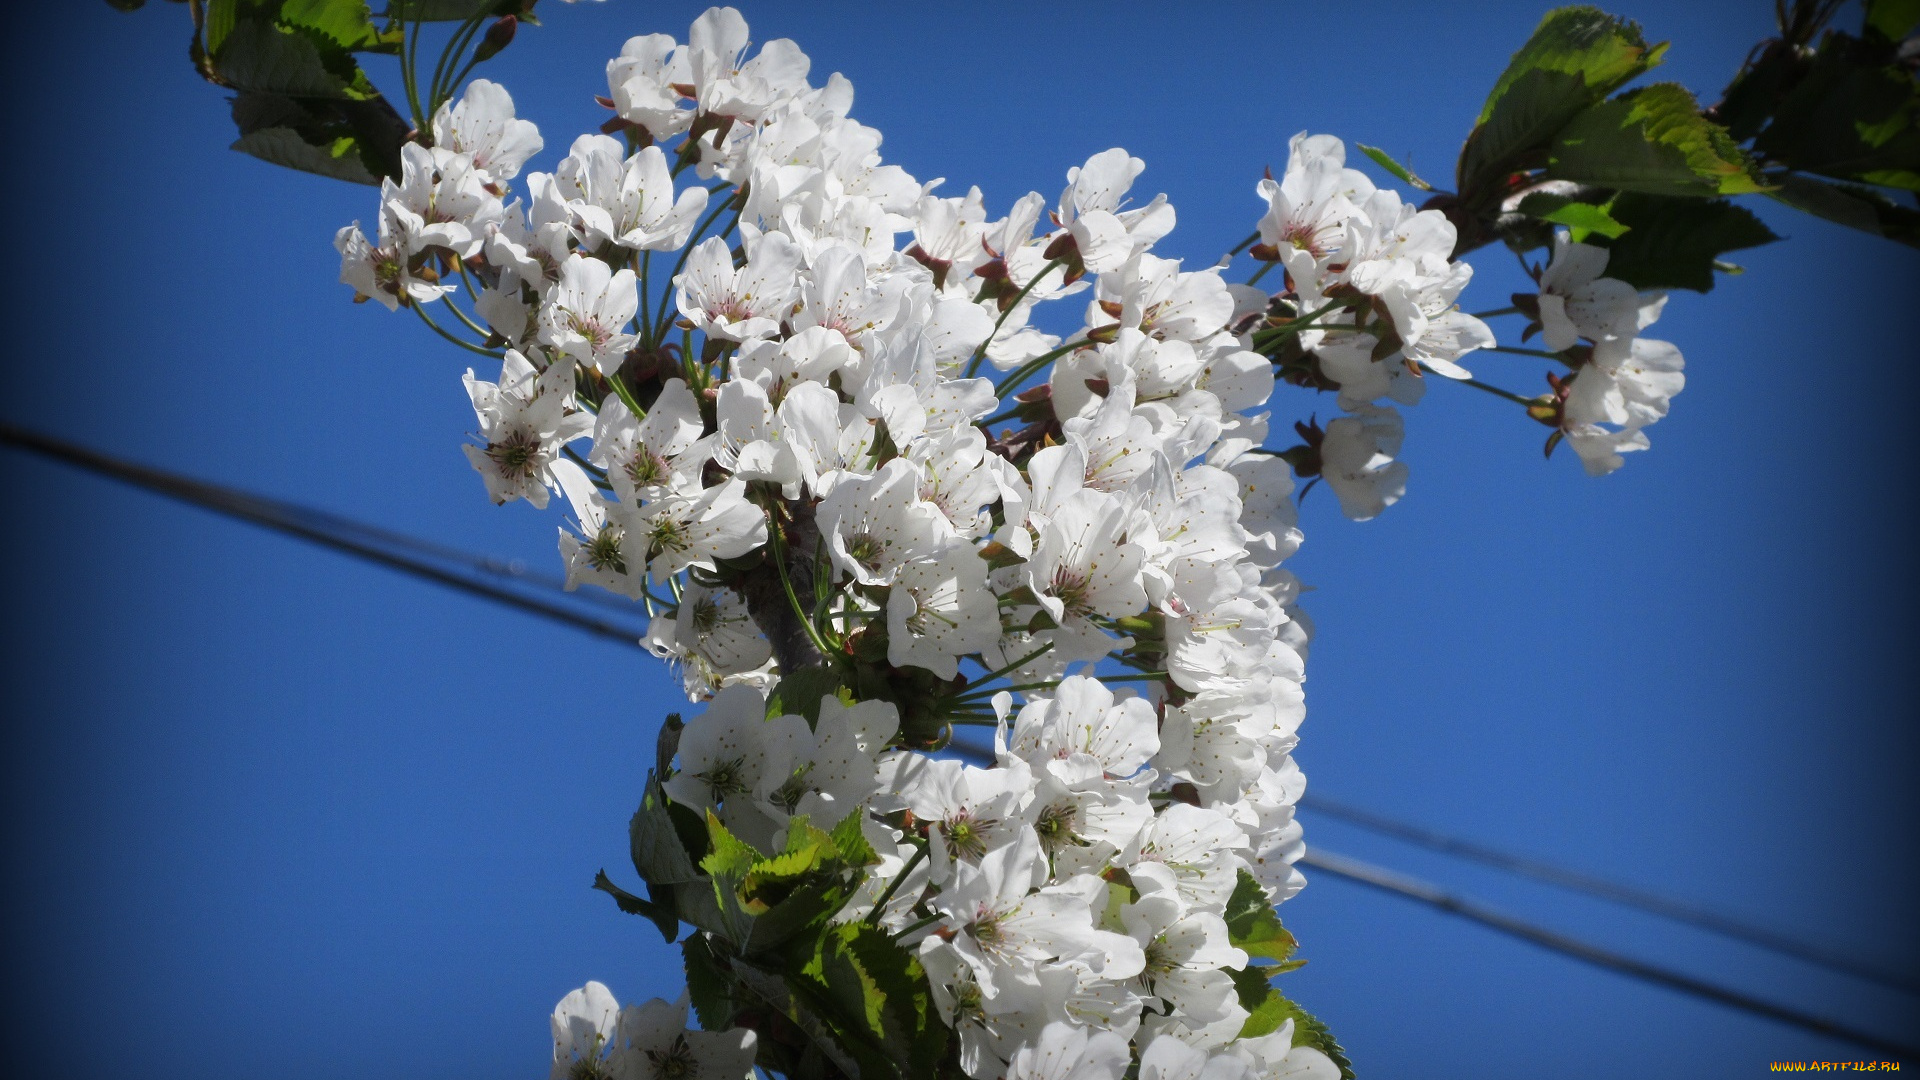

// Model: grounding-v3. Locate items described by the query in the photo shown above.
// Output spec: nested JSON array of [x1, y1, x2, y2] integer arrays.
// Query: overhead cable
[[1298, 793, 1918, 995], [1, 422, 651, 649], [1299, 847, 1919, 1059]]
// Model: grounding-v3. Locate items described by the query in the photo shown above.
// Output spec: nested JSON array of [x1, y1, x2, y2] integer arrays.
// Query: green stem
[[563, 447, 614, 489], [636, 250, 654, 347], [1469, 306, 1522, 319], [1419, 363, 1538, 406], [768, 508, 837, 660], [1250, 300, 1349, 346], [1246, 260, 1278, 288], [1226, 230, 1261, 259], [865, 844, 929, 925], [413, 303, 503, 358], [607, 370, 648, 421], [955, 642, 1055, 696], [1483, 344, 1569, 362], [428, 13, 487, 116], [441, 291, 495, 342], [990, 338, 1090, 398], [893, 912, 945, 941], [956, 678, 1060, 700], [965, 258, 1067, 377], [399, 17, 428, 133]]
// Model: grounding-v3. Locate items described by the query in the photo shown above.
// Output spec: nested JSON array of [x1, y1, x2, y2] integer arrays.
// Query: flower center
[[645, 1034, 697, 1080], [586, 526, 627, 574], [941, 810, 997, 862], [1033, 801, 1086, 853], [486, 429, 542, 479], [626, 450, 670, 489], [698, 757, 749, 802], [1048, 566, 1094, 617]]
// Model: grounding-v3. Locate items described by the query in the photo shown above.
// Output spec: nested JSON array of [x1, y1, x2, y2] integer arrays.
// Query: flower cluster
[[333, 6, 1744, 1078], [1518, 235, 1687, 474], [1243, 133, 1494, 520]]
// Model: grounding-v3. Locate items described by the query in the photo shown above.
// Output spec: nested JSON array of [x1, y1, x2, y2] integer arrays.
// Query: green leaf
[[682, 933, 736, 1031], [828, 810, 879, 868], [743, 880, 851, 956], [1549, 83, 1769, 197], [836, 922, 947, 1079], [215, 16, 360, 98], [1767, 171, 1920, 247], [1459, 6, 1665, 197], [702, 812, 761, 879], [787, 922, 944, 1080], [767, 667, 846, 725], [1223, 870, 1299, 966], [1752, 35, 1920, 190], [203, 0, 260, 56], [631, 772, 701, 885], [1231, 967, 1290, 1039], [1275, 994, 1355, 1080], [700, 812, 761, 946], [1515, 191, 1630, 238], [592, 870, 678, 943], [1356, 144, 1432, 191], [280, 0, 395, 52], [1595, 192, 1782, 290], [743, 817, 836, 898], [1865, 0, 1920, 42]]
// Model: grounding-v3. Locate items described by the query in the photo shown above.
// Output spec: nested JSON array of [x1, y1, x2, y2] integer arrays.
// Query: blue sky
[[2, 1, 1915, 1076]]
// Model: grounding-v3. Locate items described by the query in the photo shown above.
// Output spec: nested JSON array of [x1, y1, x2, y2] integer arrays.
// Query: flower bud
[[472, 16, 517, 63]]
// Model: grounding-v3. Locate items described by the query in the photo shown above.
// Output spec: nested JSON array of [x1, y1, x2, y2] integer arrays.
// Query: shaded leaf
[[228, 90, 407, 183], [592, 870, 678, 943], [731, 961, 861, 1079], [767, 667, 846, 725], [631, 771, 701, 885], [1752, 34, 1920, 190], [743, 880, 850, 957], [1549, 83, 1769, 196], [1865, 0, 1920, 42], [1223, 870, 1299, 965], [1767, 171, 1920, 246], [1595, 192, 1782, 290], [231, 126, 379, 183], [682, 933, 736, 1031]]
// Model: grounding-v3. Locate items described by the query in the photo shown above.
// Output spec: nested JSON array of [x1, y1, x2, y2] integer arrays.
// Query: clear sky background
[[3, 1, 1916, 1076]]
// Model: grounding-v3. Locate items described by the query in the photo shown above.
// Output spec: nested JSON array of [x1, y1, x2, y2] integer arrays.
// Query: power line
[[0, 423, 651, 649], [1298, 793, 1919, 995], [1298, 847, 1919, 1060], [8, 423, 1914, 1059]]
